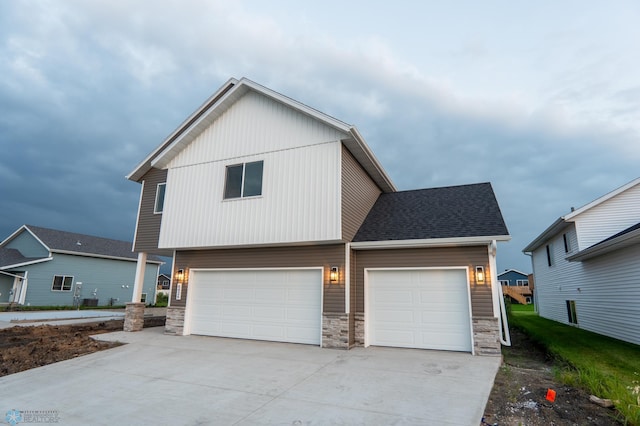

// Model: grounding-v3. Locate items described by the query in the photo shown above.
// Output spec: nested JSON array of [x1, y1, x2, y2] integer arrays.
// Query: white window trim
[[223, 161, 263, 200], [154, 182, 166, 214], [51, 275, 74, 292]]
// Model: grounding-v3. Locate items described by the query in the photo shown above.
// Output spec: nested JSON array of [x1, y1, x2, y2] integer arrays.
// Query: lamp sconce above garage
[[329, 266, 339, 283], [475, 266, 485, 284]]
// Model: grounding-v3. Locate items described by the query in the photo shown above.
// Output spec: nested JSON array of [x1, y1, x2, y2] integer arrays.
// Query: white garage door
[[187, 269, 322, 345], [367, 269, 472, 352]]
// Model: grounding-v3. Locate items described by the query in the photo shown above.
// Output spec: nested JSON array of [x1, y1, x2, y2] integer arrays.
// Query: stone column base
[[472, 317, 501, 356], [322, 313, 349, 349], [354, 313, 365, 346], [165, 306, 185, 335], [124, 302, 145, 332]]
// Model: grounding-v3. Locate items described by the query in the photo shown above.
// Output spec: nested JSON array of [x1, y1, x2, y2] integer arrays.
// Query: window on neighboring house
[[516, 279, 529, 286], [546, 244, 554, 267], [141, 293, 147, 303], [563, 233, 571, 253], [162, 280, 170, 290], [154, 183, 166, 214], [52, 275, 73, 291], [566, 300, 578, 324], [499, 280, 510, 286], [224, 161, 264, 199]]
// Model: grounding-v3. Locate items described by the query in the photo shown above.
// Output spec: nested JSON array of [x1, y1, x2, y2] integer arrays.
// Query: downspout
[[489, 240, 511, 346]]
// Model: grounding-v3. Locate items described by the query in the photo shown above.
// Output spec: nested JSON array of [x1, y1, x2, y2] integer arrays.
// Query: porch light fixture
[[475, 266, 485, 284], [329, 266, 339, 283], [176, 269, 185, 284]]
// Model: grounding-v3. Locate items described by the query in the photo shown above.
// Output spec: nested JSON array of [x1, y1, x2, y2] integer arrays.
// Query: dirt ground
[[482, 327, 622, 425], [0, 321, 127, 377], [0, 321, 624, 424]]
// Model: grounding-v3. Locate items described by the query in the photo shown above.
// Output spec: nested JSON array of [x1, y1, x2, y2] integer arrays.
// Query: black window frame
[[563, 233, 571, 253], [154, 183, 166, 214], [566, 300, 578, 324], [52, 275, 74, 292], [223, 160, 264, 200], [546, 244, 554, 267]]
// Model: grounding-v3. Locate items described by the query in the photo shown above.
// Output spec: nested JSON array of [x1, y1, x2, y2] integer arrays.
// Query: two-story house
[[126, 77, 511, 355], [523, 177, 640, 346]]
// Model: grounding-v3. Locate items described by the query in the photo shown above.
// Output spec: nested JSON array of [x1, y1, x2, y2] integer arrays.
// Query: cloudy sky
[[1, 1, 638, 273]]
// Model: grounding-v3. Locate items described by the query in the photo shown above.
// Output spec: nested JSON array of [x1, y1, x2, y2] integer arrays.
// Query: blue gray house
[[497, 269, 532, 304], [0, 225, 162, 307]]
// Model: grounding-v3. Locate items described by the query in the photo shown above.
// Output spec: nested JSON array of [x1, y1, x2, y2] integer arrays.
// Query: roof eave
[[567, 228, 640, 262], [522, 218, 568, 253], [127, 77, 239, 182], [51, 249, 164, 264], [0, 257, 53, 270], [564, 177, 640, 221], [347, 127, 396, 193], [351, 235, 511, 250]]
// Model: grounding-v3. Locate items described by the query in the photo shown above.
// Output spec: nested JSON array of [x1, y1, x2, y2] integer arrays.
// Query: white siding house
[[523, 177, 640, 346]]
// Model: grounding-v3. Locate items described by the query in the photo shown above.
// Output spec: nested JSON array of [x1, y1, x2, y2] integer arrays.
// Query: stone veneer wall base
[[322, 313, 349, 349], [354, 313, 365, 346], [472, 316, 502, 356], [124, 302, 145, 332], [165, 306, 185, 335]]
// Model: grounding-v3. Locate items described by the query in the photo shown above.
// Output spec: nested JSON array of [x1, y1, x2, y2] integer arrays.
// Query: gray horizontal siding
[[352, 246, 493, 317], [341, 145, 381, 241], [134, 168, 167, 253], [5, 230, 49, 258], [173, 244, 346, 312]]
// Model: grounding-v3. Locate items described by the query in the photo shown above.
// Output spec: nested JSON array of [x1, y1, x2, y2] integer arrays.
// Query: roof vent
[[570, 207, 575, 212], [76, 241, 82, 246]]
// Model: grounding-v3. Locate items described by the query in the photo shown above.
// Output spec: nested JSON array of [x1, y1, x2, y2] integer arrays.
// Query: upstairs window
[[563, 233, 571, 253], [546, 244, 554, 267], [154, 183, 166, 214], [516, 279, 529, 286], [499, 280, 510, 286], [52, 275, 73, 291], [224, 161, 263, 199]]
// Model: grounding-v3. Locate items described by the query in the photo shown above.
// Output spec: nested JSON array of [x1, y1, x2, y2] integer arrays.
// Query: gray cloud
[[1, 1, 638, 275]]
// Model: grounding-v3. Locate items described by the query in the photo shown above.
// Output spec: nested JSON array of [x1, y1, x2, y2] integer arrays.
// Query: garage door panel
[[188, 269, 321, 345], [369, 269, 472, 352]]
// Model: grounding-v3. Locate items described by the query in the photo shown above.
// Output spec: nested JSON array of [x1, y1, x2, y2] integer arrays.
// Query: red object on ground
[[546, 388, 557, 402]]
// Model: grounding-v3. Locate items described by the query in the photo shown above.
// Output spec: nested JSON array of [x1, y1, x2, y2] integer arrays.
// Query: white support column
[[132, 252, 147, 302]]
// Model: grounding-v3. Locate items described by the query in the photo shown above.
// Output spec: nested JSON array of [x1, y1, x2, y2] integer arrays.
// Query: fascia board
[[0, 225, 52, 254], [0, 257, 53, 270], [51, 249, 164, 265], [127, 78, 239, 181], [351, 235, 511, 250], [564, 177, 640, 221], [522, 218, 567, 253], [348, 127, 396, 193], [567, 228, 640, 262]]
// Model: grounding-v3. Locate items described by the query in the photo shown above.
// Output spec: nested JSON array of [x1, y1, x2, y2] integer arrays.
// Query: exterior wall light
[[329, 266, 339, 283], [475, 266, 485, 284], [176, 269, 185, 284]]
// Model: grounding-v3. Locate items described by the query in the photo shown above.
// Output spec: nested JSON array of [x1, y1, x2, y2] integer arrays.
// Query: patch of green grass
[[510, 311, 640, 424], [509, 303, 535, 313]]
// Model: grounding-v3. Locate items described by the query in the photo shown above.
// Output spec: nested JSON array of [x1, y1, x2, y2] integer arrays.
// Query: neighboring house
[[0, 225, 162, 307], [498, 269, 532, 305], [523, 177, 640, 346], [157, 273, 171, 290], [126, 77, 511, 355]]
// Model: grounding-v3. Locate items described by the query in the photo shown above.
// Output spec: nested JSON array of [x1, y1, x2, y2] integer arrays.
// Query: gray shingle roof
[[0, 247, 45, 268], [24, 225, 163, 263], [353, 183, 509, 242]]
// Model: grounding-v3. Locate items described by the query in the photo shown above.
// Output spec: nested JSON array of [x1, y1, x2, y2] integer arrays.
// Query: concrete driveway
[[0, 327, 500, 425]]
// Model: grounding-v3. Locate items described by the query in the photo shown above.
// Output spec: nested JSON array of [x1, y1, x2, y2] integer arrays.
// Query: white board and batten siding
[[570, 183, 640, 250], [158, 90, 347, 249], [365, 268, 473, 352], [533, 224, 640, 346]]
